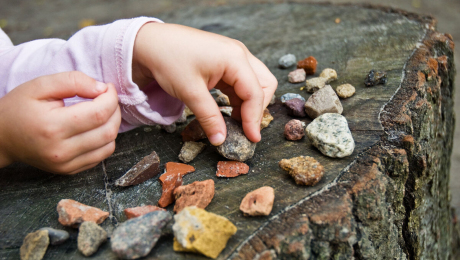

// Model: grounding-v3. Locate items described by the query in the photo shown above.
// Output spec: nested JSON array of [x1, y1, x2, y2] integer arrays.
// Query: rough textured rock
[[181, 119, 207, 142], [217, 118, 256, 161], [319, 68, 338, 83], [285, 98, 307, 117], [39, 228, 68, 245], [279, 156, 324, 186], [284, 119, 306, 140], [297, 56, 317, 75], [178, 141, 206, 163], [336, 83, 356, 98], [269, 94, 276, 105], [174, 179, 215, 213], [173, 206, 237, 259], [278, 54, 296, 69], [111, 211, 172, 259], [220, 106, 233, 116], [124, 205, 166, 220], [288, 69, 306, 83], [260, 108, 274, 129], [77, 221, 107, 257], [305, 77, 327, 93], [114, 151, 160, 187], [216, 161, 250, 177], [158, 162, 195, 207], [175, 110, 188, 124], [20, 230, 49, 260], [306, 113, 355, 158], [280, 93, 305, 103], [216, 94, 231, 106], [160, 123, 176, 133], [56, 199, 109, 227], [364, 69, 387, 86], [304, 85, 343, 119], [239, 186, 275, 216]]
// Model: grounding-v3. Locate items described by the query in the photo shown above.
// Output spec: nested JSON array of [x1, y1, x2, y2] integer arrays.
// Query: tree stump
[[0, 3, 457, 260]]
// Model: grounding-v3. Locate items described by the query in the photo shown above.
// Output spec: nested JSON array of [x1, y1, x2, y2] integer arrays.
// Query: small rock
[[181, 119, 207, 142], [336, 84, 355, 98], [305, 77, 327, 93], [158, 162, 195, 207], [260, 108, 274, 130], [184, 106, 194, 117], [285, 98, 307, 117], [220, 106, 233, 116], [161, 123, 176, 133], [239, 186, 275, 216], [20, 230, 49, 260], [278, 54, 297, 69], [297, 56, 317, 75], [178, 141, 206, 163], [77, 221, 107, 257], [173, 206, 237, 259], [364, 69, 387, 87], [279, 156, 324, 186], [57, 199, 109, 227], [115, 151, 160, 187], [306, 113, 355, 158], [216, 94, 231, 106], [269, 94, 276, 105], [280, 93, 305, 103], [124, 205, 166, 220], [319, 68, 338, 83], [175, 110, 188, 124], [216, 161, 249, 177], [217, 118, 256, 161], [39, 228, 69, 245], [111, 211, 172, 259], [304, 85, 343, 119], [174, 179, 215, 213], [288, 69, 306, 83], [284, 119, 306, 140]]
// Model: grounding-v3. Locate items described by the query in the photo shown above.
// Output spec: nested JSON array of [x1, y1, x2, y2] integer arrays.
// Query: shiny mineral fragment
[[364, 69, 387, 87]]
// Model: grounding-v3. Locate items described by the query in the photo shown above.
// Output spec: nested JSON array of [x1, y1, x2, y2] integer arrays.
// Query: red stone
[[173, 179, 215, 213], [297, 56, 317, 75], [216, 161, 249, 178], [158, 162, 195, 207], [181, 119, 207, 142], [124, 205, 166, 219], [57, 199, 109, 227]]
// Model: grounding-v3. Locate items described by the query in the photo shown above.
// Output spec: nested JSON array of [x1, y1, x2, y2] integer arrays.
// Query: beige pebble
[[305, 77, 327, 93], [319, 68, 338, 83], [336, 84, 356, 98]]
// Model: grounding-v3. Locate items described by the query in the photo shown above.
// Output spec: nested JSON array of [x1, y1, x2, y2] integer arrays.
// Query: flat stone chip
[[178, 141, 206, 163], [216, 161, 250, 177], [239, 186, 275, 216], [158, 162, 195, 207], [115, 151, 160, 187], [56, 199, 109, 227], [174, 179, 215, 213]]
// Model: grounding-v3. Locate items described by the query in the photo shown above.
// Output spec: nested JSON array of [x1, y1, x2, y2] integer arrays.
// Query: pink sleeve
[[0, 18, 184, 133]]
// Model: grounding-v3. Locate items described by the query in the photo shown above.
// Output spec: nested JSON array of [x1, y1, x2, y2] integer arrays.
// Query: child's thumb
[[32, 71, 108, 100]]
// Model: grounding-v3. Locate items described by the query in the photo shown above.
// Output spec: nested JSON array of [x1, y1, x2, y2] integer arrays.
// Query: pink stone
[[57, 199, 109, 227], [124, 205, 166, 220], [284, 119, 306, 140], [288, 69, 306, 83], [173, 179, 215, 213], [239, 186, 275, 216], [158, 162, 195, 207], [216, 161, 249, 178]]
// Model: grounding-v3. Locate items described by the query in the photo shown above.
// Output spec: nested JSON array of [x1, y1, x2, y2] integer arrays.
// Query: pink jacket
[[0, 17, 184, 132]]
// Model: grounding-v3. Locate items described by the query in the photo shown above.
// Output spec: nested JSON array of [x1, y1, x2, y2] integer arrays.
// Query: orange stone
[[174, 179, 215, 213], [239, 186, 275, 216], [124, 205, 166, 219], [216, 161, 249, 178], [297, 56, 317, 75], [57, 199, 109, 227], [158, 162, 195, 207]]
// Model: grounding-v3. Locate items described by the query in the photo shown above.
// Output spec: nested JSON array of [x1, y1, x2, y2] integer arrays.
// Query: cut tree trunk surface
[[0, 3, 457, 260]]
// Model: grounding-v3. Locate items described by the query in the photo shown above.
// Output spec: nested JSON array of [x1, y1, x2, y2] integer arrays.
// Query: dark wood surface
[[0, 3, 457, 259]]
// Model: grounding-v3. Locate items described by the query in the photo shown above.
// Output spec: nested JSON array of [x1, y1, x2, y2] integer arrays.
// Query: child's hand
[[0, 72, 121, 174], [132, 23, 278, 145]]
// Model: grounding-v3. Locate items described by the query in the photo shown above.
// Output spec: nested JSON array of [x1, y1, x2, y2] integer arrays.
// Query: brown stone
[[239, 186, 275, 216], [297, 56, 317, 75], [56, 199, 109, 227], [284, 119, 306, 140], [181, 119, 207, 142], [304, 85, 343, 119], [124, 205, 166, 219], [216, 161, 250, 178], [174, 179, 215, 213], [260, 108, 274, 130], [158, 162, 195, 207], [216, 94, 231, 106], [114, 151, 160, 187], [279, 156, 324, 186]]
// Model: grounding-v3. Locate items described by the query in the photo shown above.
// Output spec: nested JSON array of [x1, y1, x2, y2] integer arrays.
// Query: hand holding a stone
[[132, 23, 277, 145]]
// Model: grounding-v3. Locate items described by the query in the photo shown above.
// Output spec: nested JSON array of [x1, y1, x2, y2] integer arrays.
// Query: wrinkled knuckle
[[40, 125, 61, 139], [93, 108, 109, 125], [198, 113, 221, 129], [45, 148, 71, 165], [104, 127, 118, 142]]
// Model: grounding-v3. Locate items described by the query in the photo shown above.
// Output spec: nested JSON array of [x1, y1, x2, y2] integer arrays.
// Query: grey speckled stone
[[278, 54, 296, 69], [77, 221, 107, 257], [111, 211, 172, 259], [306, 113, 355, 158], [304, 85, 343, 119], [178, 141, 206, 163], [217, 118, 256, 161], [280, 93, 305, 104], [39, 227, 69, 245]]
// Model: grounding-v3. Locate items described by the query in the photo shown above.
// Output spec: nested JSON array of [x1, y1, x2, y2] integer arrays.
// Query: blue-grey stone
[[280, 93, 305, 103], [39, 227, 69, 245], [278, 54, 297, 69]]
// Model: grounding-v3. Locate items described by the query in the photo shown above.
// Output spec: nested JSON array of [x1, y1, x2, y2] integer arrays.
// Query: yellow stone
[[173, 206, 237, 259], [260, 108, 273, 130]]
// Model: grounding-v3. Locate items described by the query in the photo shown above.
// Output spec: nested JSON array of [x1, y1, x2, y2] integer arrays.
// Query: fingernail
[[209, 133, 225, 146], [96, 81, 107, 92]]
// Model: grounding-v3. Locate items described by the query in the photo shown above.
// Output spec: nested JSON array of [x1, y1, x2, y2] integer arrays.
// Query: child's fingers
[[31, 71, 108, 100], [246, 53, 278, 108], [65, 162, 100, 175]]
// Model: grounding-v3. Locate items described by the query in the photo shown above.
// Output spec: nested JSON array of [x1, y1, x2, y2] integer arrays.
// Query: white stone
[[306, 113, 355, 158], [219, 106, 233, 116], [278, 54, 296, 69], [336, 84, 356, 98], [305, 77, 327, 93], [319, 68, 338, 83]]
